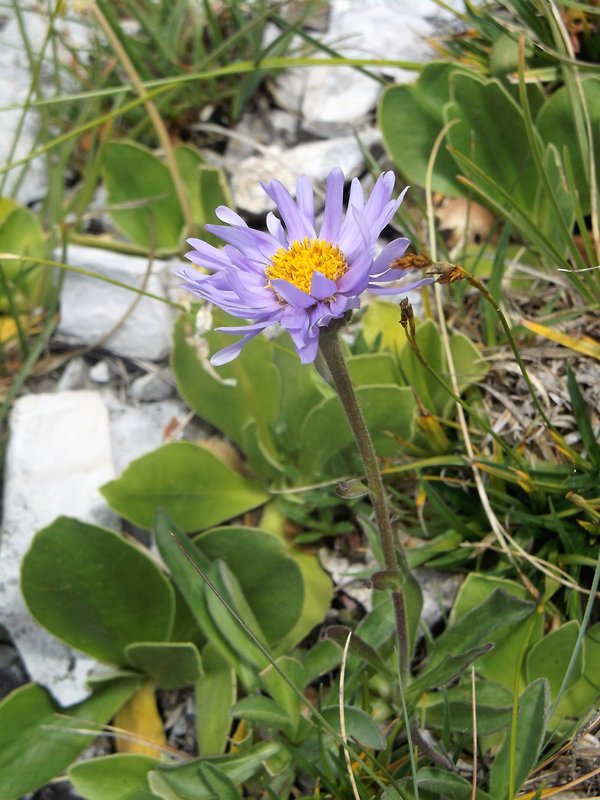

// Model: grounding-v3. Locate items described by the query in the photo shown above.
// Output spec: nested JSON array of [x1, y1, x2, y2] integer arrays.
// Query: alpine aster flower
[[178, 168, 432, 365]]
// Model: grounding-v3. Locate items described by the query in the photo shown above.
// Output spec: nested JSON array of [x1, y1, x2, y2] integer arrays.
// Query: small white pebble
[[89, 361, 111, 384]]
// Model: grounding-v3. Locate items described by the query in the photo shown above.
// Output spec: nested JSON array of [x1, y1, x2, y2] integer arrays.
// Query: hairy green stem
[[318, 329, 410, 679]]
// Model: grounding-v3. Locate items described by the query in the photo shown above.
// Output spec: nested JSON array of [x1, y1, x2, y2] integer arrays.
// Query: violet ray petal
[[368, 276, 434, 295], [363, 172, 394, 227], [262, 179, 315, 242], [211, 329, 264, 366], [175, 266, 211, 284], [290, 328, 319, 364], [281, 305, 310, 332], [296, 174, 315, 224], [370, 238, 411, 275], [177, 280, 209, 296], [227, 271, 273, 305], [339, 204, 377, 256], [347, 176, 365, 211], [338, 269, 370, 297], [337, 252, 372, 294], [337, 222, 365, 258], [187, 237, 217, 250], [329, 294, 360, 317], [215, 205, 248, 227], [319, 167, 345, 243], [270, 278, 315, 309], [310, 270, 338, 300], [204, 224, 280, 261], [351, 207, 373, 249], [314, 311, 334, 328], [185, 251, 230, 272], [376, 199, 404, 233], [373, 267, 414, 283], [224, 247, 266, 275], [186, 238, 232, 262], [215, 320, 277, 334], [266, 212, 287, 246]]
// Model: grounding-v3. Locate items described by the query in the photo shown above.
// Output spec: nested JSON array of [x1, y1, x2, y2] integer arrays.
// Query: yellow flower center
[[266, 237, 348, 295]]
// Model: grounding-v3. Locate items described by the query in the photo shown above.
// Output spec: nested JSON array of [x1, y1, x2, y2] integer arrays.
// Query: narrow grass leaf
[[521, 319, 600, 361]]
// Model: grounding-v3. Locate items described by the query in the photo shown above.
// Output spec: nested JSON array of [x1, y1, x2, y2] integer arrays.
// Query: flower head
[[178, 168, 432, 365]]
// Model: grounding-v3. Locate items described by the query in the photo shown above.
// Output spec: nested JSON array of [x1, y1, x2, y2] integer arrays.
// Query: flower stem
[[318, 329, 410, 680]]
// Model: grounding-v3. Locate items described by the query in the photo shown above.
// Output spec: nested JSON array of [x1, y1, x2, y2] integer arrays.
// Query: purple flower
[[178, 168, 432, 365]]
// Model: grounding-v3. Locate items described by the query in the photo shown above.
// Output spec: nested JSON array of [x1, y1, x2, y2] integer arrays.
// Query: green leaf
[[347, 353, 401, 386], [256, 504, 333, 654], [303, 640, 342, 686], [535, 144, 576, 257], [195, 763, 241, 800], [408, 645, 493, 703], [399, 319, 445, 413], [300, 385, 416, 478], [354, 570, 422, 664], [379, 62, 471, 195], [204, 560, 270, 670], [567, 365, 600, 467], [451, 574, 544, 692], [101, 442, 269, 532], [558, 622, 600, 718], [420, 681, 513, 736], [0, 204, 48, 311], [427, 589, 535, 673], [325, 627, 394, 680], [536, 78, 600, 216], [445, 73, 538, 212], [173, 146, 232, 247], [414, 767, 494, 800], [153, 511, 242, 672], [399, 318, 488, 418], [194, 526, 305, 648], [260, 657, 305, 733], [125, 642, 203, 689], [525, 620, 581, 700], [232, 695, 295, 737], [102, 140, 183, 252], [271, 545, 333, 656], [321, 705, 386, 750], [0, 679, 139, 800], [197, 166, 234, 230], [151, 741, 281, 799], [69, 754, 160, 800], [21, 518, 174, 664], [489, 679, 549, 800], [196, 643, 236, 756], [270, 333, 326, 452], [240, 418, 285, 481], [360, 300, 406, 353], [172, 313, 280, 458], [446, 330, 489, 411]]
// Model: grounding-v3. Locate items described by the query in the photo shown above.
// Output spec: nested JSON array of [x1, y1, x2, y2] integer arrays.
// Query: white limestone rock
[[231, 128, 381, 214], [0, 392, 117, 705], [102, 391, 189, 477], [57, 356, 89, 392], [89, 360, 112, 384], [55, 245, 175, 361], [415, 568, 463, 631], [269, 0, 466, 136], [130, 371, 175, 404], [0, 7, 93, 205]]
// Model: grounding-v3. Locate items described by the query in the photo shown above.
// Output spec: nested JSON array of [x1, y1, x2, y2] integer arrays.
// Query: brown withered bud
[[399, 298, 416, 338], [390, 253, 433, 271], [399, 297, 413, 320], [432, 261, 468, 284]]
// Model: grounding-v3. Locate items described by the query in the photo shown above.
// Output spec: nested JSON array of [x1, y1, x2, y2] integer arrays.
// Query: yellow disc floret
[[266, 237, 348, 295]]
